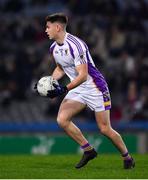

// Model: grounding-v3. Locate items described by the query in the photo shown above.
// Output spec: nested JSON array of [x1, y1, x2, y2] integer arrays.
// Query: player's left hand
[[34, 83, 37, 91], [33, 82, 40, 95], [47, 83, 68, 98]]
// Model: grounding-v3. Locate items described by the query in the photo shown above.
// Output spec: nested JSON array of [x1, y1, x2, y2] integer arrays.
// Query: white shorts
[[64, 87, 111, 112]]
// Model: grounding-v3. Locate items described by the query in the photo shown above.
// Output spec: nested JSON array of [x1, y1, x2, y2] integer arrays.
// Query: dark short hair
[[45, 13, 68, 26]]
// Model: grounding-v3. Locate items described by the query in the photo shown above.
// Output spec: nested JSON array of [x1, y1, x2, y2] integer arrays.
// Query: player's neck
[[56, 31, 66, 45]]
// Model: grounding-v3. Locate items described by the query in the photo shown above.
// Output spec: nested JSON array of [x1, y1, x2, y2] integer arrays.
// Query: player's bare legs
[[57, 99, 97, 168], [95, 110, 128, 154], [95, 110, 135, 168], [57, 99, 87, 145]]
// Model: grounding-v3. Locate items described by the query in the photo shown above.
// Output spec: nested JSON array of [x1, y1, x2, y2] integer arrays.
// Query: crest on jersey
[[80, 54, 84, 59]]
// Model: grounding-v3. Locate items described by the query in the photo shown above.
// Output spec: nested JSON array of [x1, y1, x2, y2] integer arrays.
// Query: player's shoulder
[[66, 33, 88, 52], [66, 33, 84, 45], [49, 41, 56, 54]]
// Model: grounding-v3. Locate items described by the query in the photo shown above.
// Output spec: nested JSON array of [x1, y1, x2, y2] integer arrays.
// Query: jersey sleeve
[[73, 42, 88, 66]]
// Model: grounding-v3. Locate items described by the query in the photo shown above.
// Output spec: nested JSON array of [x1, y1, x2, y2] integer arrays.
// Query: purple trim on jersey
[[67, 35, 87, 64], [80, 58, 85, 64], [67, 35, 84, 56], [88, 63, 108, 92], [86, 51, 108, 93], [49, 43, 56, 54], [67, 37, 83, 57], [73, 36, 89, 65], [67, 37, 86, 64], [72, 36, 109, 93], [68, 34, 83, 53], [78, 38, 89, 51], [79, 55, 86, 64], [66, 40, 75, 59]]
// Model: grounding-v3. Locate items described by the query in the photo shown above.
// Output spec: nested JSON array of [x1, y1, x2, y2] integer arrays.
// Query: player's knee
[[100, 126, 110, 135], [57, 114, 69, 129], [57, 118, 68, 129]]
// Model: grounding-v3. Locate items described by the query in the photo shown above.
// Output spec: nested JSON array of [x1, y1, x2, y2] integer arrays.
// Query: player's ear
[[56, 23, 61, 32]]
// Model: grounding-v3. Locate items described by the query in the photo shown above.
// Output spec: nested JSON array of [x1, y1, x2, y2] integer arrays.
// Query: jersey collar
[[56, 32, 68, 46]]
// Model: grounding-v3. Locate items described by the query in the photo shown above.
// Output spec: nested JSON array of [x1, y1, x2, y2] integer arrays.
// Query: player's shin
[[62, 121, 89, 146]]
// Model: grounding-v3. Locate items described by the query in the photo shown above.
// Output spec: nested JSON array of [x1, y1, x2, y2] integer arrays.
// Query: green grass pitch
[[0, 154, 147, 179]]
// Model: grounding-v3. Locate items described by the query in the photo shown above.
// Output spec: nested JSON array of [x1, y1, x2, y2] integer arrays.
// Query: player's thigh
[[57, 99, 86, 121], [95, 110, 111, 131]]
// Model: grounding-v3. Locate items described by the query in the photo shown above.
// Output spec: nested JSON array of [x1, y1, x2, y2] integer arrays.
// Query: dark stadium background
[[0, 0, 148, 155]]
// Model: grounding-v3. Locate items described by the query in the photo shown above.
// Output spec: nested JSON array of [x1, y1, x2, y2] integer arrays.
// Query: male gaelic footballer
[[35, 13, 135, 169]]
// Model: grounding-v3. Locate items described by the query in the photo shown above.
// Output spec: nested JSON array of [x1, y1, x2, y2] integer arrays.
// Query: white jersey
[[49, 32, 111, 112], [49, 32, 108, 93]]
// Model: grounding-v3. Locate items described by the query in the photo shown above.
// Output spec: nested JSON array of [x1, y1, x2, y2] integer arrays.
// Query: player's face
[[45, 22, 59, 40]]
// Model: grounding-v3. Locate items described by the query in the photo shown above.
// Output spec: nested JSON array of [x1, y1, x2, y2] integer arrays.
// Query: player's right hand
[[47, 83, 68, 98]]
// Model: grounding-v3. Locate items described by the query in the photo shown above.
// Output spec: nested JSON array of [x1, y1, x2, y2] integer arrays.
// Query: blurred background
[[0, 0, 148, 155]]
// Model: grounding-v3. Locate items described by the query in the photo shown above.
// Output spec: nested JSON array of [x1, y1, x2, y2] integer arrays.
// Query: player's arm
[[66, 64, 87, 90], [52, 63, 65, 80], [47, 63, 88, 98]]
